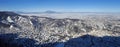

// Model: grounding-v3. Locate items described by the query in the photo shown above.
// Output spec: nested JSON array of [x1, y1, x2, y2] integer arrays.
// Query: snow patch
[[7, 16, 14, 22]]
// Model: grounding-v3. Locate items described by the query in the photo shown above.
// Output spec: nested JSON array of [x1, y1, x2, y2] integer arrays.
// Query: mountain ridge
[[0, 11, 120, 47]]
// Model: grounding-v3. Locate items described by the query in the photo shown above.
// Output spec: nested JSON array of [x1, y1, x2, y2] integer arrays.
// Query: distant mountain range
[[16, 10, 57, 14]]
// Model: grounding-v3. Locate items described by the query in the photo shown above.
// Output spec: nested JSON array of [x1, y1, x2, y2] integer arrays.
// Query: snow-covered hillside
[[0, 11, 120, 47]]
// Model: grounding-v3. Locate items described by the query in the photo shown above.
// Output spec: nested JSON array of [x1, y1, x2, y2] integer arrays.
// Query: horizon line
[[1, 10, 120, 13]]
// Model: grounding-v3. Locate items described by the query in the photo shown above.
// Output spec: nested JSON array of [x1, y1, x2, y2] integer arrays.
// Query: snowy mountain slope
[[0, 11, 120, 47]]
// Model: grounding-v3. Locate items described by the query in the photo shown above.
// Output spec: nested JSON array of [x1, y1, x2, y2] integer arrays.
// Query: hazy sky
[[0, 0, 120, 12]]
